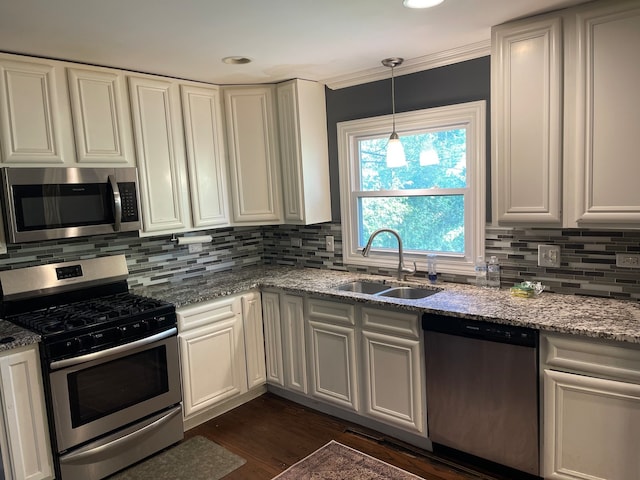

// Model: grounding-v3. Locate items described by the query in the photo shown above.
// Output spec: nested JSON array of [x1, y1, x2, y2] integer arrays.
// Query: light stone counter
[[133, 265, 640, 345]]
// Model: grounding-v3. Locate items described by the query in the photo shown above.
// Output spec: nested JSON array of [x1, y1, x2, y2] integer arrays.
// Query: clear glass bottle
[[427, 254, 437, 284], [474, 256, 487, 288], [487, 255, 501, 288]]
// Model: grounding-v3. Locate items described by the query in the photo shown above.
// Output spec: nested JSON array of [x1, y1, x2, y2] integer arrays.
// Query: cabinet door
[[0, 55, 74, 165], [242, 291, 267, 390], [565, 1, 640, 226], [262, 292, 284, 387], [306, 298, 357, 409], [223, 86, 283, 224], [280, 294, 307, 394], [543, 369, 640, 480], [128, 75, 190, 233], [0, 346, 53, 480], [276, 79, 331, 225], [179, 315, 247, 417], [362, 330, 424, 434], [67, 66, 134, 165], [180, 84, 230, 228], [491, 15, 563, 224], [308, 320, 358, 411]]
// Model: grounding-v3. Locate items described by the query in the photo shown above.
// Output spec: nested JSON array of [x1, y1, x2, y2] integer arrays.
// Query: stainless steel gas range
[[0, 255, 183, 480]]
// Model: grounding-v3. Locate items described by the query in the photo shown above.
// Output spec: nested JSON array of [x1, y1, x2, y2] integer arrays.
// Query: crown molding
[[323, 40, 491, 90]]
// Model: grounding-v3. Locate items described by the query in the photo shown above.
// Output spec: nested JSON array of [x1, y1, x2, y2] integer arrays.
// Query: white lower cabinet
[[306, 299, 358, 411], [177, 291, 266, 429], [0, 345, 53, 480], [262, 292, 425, 437], [542, 332, 640, 480], [361, 307, 424, 434], [280, 294, 307, 394], [242, 291, 267, 390], [262, 292, 285, 387]]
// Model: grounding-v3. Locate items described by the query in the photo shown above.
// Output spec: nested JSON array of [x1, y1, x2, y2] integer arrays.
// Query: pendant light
[[382, 57, 406, 168]]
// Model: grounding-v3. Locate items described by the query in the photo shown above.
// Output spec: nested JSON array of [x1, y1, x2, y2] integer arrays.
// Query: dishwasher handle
[[422, 314, 538, 348]]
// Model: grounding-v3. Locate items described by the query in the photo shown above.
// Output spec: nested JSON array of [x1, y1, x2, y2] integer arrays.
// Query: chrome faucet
[[362, 228, 416, 281]]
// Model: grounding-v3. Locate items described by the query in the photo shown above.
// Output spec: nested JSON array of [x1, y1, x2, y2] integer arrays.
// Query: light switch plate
[[538, 245, 560, 267], [325, 235, 335, 252]]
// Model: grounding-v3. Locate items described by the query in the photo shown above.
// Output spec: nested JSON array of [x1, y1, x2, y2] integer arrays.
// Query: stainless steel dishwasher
[[423, 314, 539, 478]]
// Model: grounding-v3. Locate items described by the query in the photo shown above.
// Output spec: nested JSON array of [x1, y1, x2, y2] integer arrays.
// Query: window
[[338, 101, 485, 275]]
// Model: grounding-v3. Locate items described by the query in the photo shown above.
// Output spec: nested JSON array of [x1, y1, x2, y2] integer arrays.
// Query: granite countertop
[[0, 321, 41, 353], [133, 265, 640, 345]]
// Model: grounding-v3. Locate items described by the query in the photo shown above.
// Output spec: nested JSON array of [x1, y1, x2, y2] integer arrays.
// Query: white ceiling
[[0, 0, 590, 89]]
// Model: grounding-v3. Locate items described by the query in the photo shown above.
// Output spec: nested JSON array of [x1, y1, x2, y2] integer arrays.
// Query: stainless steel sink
[[336, 281, 389, 294], [377, 286, 439, 300], [336, 281, 439, 299]]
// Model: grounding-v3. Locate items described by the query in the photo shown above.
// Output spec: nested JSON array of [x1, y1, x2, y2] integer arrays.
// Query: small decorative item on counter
[[487, 255, 500, 288], [427, 254, 437, 284], [474, 256, 487, 288], [510, 281, 546, 298]]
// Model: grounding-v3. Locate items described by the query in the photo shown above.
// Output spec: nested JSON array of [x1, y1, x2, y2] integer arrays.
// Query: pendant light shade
[[387, 133, 406, 168], [382, 57, 406, 168]]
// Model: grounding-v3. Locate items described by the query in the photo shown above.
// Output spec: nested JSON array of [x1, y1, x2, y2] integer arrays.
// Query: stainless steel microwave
[[1, 167, 141, 243]]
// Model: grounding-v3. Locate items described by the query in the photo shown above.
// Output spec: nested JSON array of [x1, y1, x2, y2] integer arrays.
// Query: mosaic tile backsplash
[[0, 223, 638, 301]]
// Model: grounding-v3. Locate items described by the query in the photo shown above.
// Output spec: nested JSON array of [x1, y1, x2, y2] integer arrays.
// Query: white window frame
[[337, 100, 486, 276]]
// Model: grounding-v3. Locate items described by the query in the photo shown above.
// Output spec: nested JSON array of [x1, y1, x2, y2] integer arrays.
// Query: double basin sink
[[335, 280, 440, 300]]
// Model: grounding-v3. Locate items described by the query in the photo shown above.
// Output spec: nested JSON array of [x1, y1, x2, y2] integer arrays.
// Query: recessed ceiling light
[[403, 0, 445, 8], [222, 56, 252, 65]]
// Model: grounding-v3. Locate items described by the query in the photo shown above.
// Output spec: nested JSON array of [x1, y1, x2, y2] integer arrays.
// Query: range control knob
[[63, 337, 82, 355]]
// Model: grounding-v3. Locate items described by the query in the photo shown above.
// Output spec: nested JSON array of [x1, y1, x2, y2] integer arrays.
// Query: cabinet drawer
[[542, 332, 640, 384], [306, 298, 355, 327], [361, 307, 420, 339], [177, 295, 241, 332]]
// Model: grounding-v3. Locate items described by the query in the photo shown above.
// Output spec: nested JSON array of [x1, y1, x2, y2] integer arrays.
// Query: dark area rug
[[273, 440, 424, 479], [109, 435, 245, 480]]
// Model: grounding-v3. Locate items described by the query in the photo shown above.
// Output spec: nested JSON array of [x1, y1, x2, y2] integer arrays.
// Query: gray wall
[[324, 56, 491, 221]]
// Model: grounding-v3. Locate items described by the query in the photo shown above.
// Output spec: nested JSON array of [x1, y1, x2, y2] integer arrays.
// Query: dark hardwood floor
[[184, 392, 504, 480]]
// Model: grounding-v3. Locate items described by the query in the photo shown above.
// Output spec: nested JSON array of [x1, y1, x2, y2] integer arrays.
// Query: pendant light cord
[[391, 64, 396, 133]]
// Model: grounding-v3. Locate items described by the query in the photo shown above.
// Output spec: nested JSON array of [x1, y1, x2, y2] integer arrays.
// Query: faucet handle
[[401, 261, 417, 275]]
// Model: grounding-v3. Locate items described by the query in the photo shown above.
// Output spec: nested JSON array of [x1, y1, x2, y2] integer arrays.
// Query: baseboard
[[267, 384, 433, 451]]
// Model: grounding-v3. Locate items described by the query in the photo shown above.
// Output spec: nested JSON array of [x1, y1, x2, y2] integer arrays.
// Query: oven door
[[49, 329, 181, 452]]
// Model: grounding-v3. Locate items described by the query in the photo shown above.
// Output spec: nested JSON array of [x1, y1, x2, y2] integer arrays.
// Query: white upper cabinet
[[276, 79, 331, 225], [0, 53, 75, 165], [223, 86, 283, 225], [128, 74, 191, 234], [563, 0, 640, 227], [492, 0, 640, 228], [180, 83, 230, 228], [66, 65, 135, 165], [130, 75, 232, 235], [491, 15, 563, 225]]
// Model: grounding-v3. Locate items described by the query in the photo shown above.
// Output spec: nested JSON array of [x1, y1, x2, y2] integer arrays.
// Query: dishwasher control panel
[[422, 314, 538, 347]]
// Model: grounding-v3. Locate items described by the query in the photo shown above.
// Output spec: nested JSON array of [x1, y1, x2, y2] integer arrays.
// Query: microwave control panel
[[118, 183, 139, 221]]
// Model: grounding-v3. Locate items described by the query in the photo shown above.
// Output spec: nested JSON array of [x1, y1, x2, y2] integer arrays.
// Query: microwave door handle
[[108, 174, 122, 232]]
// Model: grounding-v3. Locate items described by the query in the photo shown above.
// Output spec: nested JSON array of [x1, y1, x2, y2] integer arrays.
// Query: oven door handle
[[50, 327, 177, 370], [59, 405, 182, 463], [108, 174, 122, 232]]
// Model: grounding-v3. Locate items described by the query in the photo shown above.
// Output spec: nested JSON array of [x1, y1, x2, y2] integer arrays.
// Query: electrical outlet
[[538, 245, 560, 267], [188, 243, 203, 253], [291, 238, 302, 248], [616, 253, 640, 268], [325, 235, 335, 252]]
